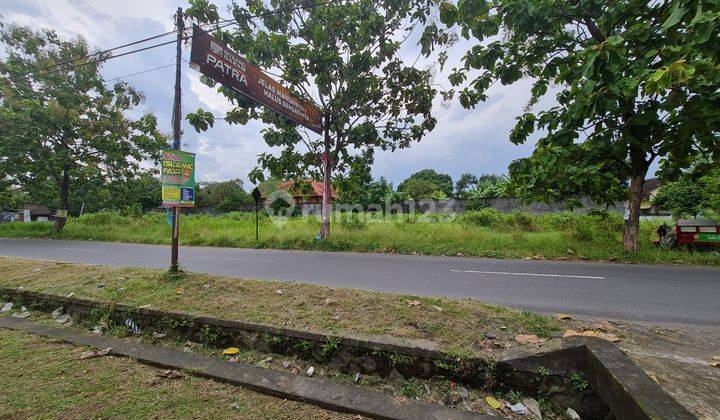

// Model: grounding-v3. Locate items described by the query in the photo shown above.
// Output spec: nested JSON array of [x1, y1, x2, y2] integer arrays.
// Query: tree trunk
[[53, 167, 70, 233], [622, 174, 645, 252]]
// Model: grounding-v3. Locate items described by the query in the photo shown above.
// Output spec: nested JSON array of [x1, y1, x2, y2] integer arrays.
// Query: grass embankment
[[0, 257, 563, 356], [0, 329, 349, 419], [2, 209, 718, 265]]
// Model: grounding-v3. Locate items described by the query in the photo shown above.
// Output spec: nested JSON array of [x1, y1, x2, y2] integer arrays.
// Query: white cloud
[[2, 0, 559, 186]]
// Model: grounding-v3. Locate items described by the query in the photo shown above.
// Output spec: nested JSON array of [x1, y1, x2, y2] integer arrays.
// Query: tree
[[196, 178, 252, 212], [439, 0, 720, 251], [455, 172, 477, 197], [398, 178, 439, 200], [185, 0, 445, 238], [0, 22, 167, 231], [397, 169, 453, 197], [653, 167, 720, 219]]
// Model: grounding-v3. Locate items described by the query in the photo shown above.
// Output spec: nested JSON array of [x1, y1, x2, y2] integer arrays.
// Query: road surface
[[0, 238, 718, 327]]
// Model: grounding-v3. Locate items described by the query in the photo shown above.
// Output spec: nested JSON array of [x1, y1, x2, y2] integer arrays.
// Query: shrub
[[458, 209, 502, 227], [339, 212, 367, 231], [508, 211, 536, 231], [77, 210, 128, 226]]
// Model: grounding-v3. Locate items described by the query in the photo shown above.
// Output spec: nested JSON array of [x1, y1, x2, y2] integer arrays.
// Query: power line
[[15, 0, 346, 79], [106, 62, 176, 82]]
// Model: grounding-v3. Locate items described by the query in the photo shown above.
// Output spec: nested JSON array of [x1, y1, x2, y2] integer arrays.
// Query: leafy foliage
[[184, 0, 447, 235], [652, 167, 720, 219], [0, 22, 167, 229], [439, 0, 720, 251], [397, 169, 454, 198], [196, 178, 252, 212]]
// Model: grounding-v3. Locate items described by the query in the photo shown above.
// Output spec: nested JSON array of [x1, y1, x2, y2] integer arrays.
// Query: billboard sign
[[189, 25, 323, 134], [161, 149, 196, 207]]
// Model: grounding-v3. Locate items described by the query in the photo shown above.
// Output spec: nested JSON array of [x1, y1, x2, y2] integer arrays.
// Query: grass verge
[[0, 328, 351, 419], [0, 256, 564, 356], [0, 210, 718, 265]]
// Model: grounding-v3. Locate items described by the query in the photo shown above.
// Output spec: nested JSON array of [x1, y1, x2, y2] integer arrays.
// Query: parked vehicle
[[656, 219, 720, 248]]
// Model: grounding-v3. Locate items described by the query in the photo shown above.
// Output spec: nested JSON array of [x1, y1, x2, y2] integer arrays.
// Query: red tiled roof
[[275, 180, 338, 199]]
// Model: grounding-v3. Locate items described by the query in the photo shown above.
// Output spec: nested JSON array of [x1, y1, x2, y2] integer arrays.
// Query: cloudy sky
[[2, 0, 548, 187]]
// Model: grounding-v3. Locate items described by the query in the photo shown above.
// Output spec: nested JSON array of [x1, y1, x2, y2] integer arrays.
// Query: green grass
[[1, 209, 718, 265], [0, 257, 567, 357], [0, 328, 352, 419]]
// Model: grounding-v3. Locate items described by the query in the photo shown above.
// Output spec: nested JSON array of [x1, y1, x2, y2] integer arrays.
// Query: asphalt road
[[0, 238, 718, 327]]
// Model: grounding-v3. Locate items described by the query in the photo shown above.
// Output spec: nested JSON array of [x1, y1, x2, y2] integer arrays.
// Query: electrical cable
[[15, 0, 347, 79]]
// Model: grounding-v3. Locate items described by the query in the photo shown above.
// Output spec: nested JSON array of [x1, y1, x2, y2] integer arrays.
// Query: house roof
[[22, 204, 53, 215], [274, 180, 338, 199], [641, 178, 661, 201]]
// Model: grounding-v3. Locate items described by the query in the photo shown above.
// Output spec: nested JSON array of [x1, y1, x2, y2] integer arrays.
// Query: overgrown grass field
[[0, 209, 718, 265]]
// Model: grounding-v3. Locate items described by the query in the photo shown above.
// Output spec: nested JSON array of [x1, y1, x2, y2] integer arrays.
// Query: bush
[[77, 210, 128, 226], [339, 212, 367, 231], [508, 211, 535, 231], [458, 209, 502, 227]]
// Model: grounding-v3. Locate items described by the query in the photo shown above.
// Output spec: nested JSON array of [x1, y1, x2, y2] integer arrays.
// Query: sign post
[[252, 187, 262, 241]]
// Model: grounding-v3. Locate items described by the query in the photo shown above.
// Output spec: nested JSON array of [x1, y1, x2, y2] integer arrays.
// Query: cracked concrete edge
[[0, 316, 494, 420], [497, 337, 696, 420], [0, 287, 696, 419], [0, 288, 444, 359]]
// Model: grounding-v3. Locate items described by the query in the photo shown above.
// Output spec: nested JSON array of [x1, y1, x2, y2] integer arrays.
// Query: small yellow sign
[[162, 185, 181, 201]]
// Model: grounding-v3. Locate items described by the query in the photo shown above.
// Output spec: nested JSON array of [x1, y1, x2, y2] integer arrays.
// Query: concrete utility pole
[[170, 7, 184, 273]]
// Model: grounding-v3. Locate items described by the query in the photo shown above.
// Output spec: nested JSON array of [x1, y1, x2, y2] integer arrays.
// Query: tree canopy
[[185, 0, 446, 236], [439, 0, 720, 251], [397, 168, 454, 197], [0, 22, 167, 230]]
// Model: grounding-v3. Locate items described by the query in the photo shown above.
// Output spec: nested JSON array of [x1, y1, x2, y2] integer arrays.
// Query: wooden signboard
[[189, 25, 323, 134]]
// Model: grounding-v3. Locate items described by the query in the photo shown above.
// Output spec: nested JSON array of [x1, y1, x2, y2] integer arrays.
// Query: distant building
[[640, 178, 667, 215], [263, 180, 338, 205], [18, 204, 54, 221]]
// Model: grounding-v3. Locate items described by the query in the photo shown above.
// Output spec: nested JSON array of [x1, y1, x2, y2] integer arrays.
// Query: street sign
[[161, 149, 196, 207], [189, 25, 323, 134]]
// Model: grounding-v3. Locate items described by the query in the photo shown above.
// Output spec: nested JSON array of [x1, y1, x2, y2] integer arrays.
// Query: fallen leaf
[[175, 287, 184, 295], [647, 371, 659, 383], [407, 300, 421, 307], [592, 322, 616, 332], [710, 356, 720, 368], [563, 329, 620, 342], [515, 334, 546, 345], [485, 396, 503, 410], [222, 347, 240, 356], [79, 347, 112, 359], [158, 369, 184, 379], [555, 313, 574, 321]]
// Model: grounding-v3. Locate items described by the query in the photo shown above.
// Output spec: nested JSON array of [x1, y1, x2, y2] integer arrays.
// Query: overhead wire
[[15, 0, 346, 79]]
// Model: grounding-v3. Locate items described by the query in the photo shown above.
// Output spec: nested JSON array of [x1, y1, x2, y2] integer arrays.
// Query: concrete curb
[[0, 316, 493, 420], [0, 288, 696, 419]]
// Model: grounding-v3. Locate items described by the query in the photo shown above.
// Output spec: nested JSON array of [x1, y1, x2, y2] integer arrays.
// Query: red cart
[[656, 219, 720, 248]]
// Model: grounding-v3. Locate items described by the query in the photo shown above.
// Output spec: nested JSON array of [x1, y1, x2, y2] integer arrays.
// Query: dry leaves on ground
[[563, 329, 620, 342], [79, 347, 112, 359], [514, 334, 546, 345]]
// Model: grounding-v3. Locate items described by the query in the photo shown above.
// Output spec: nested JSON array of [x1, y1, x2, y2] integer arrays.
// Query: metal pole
[[255, 202, 259, 241], [170, 7, 184, 273]]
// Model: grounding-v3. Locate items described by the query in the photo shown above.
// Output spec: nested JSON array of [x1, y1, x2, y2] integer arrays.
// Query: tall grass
[[0, 209, 717, 265]]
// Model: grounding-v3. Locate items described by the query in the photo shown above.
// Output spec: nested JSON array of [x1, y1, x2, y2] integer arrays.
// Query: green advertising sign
[[161, 149, 196, 207], [696, 232, 720, 243]]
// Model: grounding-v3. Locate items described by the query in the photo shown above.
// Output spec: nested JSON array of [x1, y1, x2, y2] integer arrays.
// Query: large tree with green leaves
[[185, 0, 446, 237], [0, 22, 167, 231], [397, 168, 454, 197], [439, 0, 720, 251]]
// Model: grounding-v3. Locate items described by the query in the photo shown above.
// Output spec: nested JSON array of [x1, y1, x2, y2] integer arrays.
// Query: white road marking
[[196, 255, 274, 263], [450, 269, 605, 280], [59, 247, 92, 251]]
